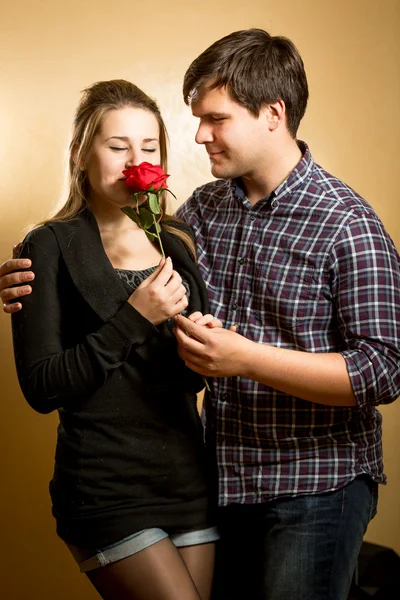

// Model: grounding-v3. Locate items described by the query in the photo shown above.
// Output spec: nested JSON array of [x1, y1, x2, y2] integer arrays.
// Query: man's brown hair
[[183, 28, 309, 137]]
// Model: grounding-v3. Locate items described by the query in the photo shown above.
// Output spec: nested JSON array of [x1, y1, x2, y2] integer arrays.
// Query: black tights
[[86, 538, 215, 600]]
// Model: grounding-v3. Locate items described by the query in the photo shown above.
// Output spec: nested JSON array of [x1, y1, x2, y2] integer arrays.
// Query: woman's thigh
[[178, 543, 216, 600], [67, 526, 218, 600], [87, 537, 202, 600]]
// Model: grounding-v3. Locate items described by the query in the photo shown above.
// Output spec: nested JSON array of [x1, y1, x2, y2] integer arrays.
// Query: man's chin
[[210, 164, 237, 180]]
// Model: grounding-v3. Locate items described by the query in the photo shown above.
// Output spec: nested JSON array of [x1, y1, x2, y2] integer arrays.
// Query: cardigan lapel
[[48, 210, 209, 322], [48, 211, 132, 323]]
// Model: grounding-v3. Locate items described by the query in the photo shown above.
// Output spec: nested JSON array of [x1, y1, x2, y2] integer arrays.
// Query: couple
[[2, 28, 400, 600]]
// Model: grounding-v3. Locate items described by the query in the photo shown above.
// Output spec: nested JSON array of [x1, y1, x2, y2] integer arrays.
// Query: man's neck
[[242, 139, 303, 206]]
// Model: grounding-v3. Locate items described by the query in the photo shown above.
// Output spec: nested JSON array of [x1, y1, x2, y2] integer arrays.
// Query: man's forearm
[[243, 341, 356, 407], [174, 315, 357, 407]]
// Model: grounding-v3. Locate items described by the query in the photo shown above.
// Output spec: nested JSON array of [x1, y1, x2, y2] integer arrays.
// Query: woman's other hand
[[187, 311, 223, 329], [128, 257, 188, 325]]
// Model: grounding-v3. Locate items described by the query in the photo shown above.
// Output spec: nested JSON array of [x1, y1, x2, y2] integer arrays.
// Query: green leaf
[[121, 203, 165, 258], [148, 192, 160, 214], [144, 230, 157, 241], [121, 206, 140, 226], [138, 207, 154, 230]]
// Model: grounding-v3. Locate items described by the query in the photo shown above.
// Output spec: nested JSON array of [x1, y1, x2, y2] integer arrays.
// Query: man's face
[[191, 85, 271, 181]]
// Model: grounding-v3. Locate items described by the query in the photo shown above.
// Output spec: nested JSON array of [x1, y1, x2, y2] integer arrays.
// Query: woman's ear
[[71, 143, 85, 170]]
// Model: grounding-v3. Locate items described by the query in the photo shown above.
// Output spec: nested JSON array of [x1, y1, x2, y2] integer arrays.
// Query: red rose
[[122, 162, 169, 192]]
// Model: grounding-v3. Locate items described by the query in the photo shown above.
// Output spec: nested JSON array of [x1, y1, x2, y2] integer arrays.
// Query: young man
[[2, 29, 400, 600]]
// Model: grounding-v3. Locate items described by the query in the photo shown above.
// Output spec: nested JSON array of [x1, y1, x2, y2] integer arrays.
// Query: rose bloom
[[123, 162, 169, 192]]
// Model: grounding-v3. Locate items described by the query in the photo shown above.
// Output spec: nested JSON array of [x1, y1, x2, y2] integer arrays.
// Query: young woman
[[10, 79, 218, 600]]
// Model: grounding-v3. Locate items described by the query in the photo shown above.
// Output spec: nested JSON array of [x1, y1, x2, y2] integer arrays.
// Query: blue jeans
[[212, 476, 378, 600]]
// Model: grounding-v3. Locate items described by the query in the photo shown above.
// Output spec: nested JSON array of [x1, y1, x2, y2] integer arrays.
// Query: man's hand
[[0, 255, 35, 314], [173, 313, 250, 377], [128, 257, 188, 325]]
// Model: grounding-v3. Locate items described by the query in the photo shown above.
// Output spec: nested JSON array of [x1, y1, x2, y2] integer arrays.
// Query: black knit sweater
[[12, 210, 216, 548]]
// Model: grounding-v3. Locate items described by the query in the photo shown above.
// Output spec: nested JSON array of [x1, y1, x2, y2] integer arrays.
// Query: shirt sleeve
[[330, 211, 400, 407], [12, 227, 160, 414]]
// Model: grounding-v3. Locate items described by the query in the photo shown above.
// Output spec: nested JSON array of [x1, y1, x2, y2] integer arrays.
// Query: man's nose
[[195, 122, 214, 145]]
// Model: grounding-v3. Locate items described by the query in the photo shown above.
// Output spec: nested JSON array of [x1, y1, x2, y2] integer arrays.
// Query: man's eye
[[212, 117, 226, 123]]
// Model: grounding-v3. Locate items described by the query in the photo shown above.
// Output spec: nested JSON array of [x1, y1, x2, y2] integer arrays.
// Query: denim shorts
[[66, 526, 220, 572]]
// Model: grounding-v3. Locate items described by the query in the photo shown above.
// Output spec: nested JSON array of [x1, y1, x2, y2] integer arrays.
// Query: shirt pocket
[[253, 249, 316, 327]]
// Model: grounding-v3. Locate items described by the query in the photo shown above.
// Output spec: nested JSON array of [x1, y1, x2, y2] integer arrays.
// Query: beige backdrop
[[1, 1, 399, 598]]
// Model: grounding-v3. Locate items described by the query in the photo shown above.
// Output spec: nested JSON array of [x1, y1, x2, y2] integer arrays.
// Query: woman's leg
[[87, 537, 201, 600], [178, 543, 216, 600]]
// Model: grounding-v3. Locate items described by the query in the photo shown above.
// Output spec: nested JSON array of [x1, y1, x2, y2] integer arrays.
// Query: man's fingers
[[0, 258, 31, 278], [174, 323, 205, 352], [3, 301, 23, 314], [1, 284, 32, 303], [174, 314, 210, 343], [0, 270, 34, 291]]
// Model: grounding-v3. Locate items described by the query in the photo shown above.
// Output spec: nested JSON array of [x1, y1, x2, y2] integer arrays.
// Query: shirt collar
[[230, 141, 314, 206], [273, 141, 314, 201]]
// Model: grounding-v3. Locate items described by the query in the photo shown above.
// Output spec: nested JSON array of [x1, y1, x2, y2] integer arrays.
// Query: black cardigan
[[12, 210, 215, 548]]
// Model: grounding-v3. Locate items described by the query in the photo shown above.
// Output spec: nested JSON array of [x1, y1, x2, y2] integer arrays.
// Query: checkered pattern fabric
[[176, 143, 400, 506]]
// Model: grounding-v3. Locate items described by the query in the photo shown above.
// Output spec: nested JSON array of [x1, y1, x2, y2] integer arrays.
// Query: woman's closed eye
[[110, 146, 127, 151]]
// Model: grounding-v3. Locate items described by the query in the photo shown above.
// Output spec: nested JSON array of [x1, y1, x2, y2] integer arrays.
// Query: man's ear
[[263, 100, 286, 132]]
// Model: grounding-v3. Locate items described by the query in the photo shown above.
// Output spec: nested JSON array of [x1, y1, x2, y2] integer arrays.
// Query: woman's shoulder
[[22, 223, 58, 249], [21, 214, 89, 254], [16, 224, 61, 265]]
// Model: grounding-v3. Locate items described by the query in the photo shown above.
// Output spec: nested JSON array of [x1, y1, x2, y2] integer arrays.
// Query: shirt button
[[232, 302, 238, 310], [238, 257, 245, 265], [249, 213, 256, 221], [221, 393, 228, 402]]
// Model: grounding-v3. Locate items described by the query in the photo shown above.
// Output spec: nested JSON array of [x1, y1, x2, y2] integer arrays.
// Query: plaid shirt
[[176, 143, 400, 506]]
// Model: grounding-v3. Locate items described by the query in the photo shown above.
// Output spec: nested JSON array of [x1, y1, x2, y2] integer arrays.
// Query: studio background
[[1, 1, 399, 598]]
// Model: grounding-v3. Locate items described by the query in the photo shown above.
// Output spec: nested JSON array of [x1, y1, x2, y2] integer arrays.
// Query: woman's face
[[85, 106, 161, 211]]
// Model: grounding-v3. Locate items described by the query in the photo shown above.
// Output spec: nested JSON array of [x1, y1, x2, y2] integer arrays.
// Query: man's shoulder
[[187, 178, 232, 203], [192, 178, 232, 194], [176, 179, 233, 219], [309, 162, 376, 218]]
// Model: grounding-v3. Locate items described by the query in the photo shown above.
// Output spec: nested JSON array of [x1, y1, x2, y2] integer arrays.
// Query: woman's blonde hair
[[37, 79, 196, 257]]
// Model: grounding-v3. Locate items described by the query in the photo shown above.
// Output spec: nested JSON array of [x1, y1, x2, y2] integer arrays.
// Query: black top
[[12, 210, 215, 548]]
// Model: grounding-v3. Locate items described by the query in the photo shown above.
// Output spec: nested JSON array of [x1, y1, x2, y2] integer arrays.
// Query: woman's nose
[[124, 148, 142, 168]]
